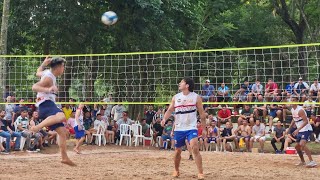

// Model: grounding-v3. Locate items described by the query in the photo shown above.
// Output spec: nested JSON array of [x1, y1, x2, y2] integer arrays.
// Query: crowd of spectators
[[1, 77, 320, 155]]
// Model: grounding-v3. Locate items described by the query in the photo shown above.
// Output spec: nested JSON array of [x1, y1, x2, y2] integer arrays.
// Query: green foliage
[[0, 0, 319, 103]]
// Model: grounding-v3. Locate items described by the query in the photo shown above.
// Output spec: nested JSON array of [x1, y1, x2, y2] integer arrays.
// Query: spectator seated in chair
[[152, 117, 164, 146], [161, 119, 174, 149], [204, 120, 220, 151], [238, 104, 254, 126], [250, 119, 266, 153], [234, 119, 251, 151], [220, 121, 235, 152], [15, 108, 41, 152], [217, 105, 231, 128], [0, 109, 21, 153], [310, 113, 320, 142], [271, 120, 286, 154]]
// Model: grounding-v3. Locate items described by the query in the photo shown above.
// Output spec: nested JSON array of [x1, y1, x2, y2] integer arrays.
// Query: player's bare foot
[[198, 173, 205, 180], [172, 171, 180, 178], [61, 159, 76, 166]]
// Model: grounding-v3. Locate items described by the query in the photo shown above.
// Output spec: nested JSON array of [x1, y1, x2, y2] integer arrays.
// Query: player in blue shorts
[[289, 95, 317, 168], [161, 77, 206, 180], [31, 56, 75, 166]]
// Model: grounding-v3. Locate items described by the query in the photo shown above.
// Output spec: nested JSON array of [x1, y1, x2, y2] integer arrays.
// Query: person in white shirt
[[303, 96, 316, 118], [288, 95, 317, 168], [309, 78, 320, 100], [250, 119, 266, 153], [73, 104, 86, 154], [111, 104, 126, 121]]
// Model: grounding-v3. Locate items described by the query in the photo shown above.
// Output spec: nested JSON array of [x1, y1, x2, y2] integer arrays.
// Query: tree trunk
[[0, 0, 11, 103], [273, 0, 307, 76]]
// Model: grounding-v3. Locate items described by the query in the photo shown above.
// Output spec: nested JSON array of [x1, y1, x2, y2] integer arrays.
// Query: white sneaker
[[295, 162, 306, 166], [315, 139, 320, 143], [306, 161, 317, 168]]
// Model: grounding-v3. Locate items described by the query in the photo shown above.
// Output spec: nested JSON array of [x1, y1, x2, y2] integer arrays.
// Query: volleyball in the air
[[101, 11, 118, 25]]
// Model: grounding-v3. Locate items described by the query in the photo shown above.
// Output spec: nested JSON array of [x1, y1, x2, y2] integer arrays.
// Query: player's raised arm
[[161, 97, 175, 127], [36, 56, 52, 78]]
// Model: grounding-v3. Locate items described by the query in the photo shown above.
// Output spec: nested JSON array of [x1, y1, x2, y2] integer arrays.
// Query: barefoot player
[[289, 95, 317, 168], [161, 77, 206, 179], [31, 56, 75, 166]]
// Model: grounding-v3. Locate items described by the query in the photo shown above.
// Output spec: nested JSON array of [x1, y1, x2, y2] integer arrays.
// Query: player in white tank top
[[288, 95, 317, 168], [73, 104, 88, 154], [161, 77, 207, 179], [36, 69, 57, 106], [174, 92, 198, 131], [31, 56, 75, 166], [291, 105, 313, 132]]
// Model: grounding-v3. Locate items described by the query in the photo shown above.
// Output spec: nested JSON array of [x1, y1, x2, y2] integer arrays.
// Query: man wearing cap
[[309, 78, 320, 100], [201, 79, 215, 103], [294, 77, 309, 102]]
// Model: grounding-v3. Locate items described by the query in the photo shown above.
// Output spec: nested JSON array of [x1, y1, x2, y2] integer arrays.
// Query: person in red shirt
[[197, 121, 204, 151], [217, 105, 232, 127], [265, 78, 278, 102]]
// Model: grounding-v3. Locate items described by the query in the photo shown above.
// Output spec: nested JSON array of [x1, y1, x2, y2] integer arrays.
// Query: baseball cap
[[299, 77, 302, 80], [205, 79, 210, 83]]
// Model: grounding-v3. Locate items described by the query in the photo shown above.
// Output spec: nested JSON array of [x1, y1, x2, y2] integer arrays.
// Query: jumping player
[[31, 56, 75, 166], [161, 77, 206, 180], [289, 95, 317, 168]]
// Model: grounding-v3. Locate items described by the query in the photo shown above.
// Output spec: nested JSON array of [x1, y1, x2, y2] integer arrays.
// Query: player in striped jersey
[[161, 77, 206, 180]]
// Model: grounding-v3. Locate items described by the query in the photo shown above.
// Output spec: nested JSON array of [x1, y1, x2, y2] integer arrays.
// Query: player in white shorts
[[31, 56, 75, 166], [161, 77, 206, 180], [289, 95, 317, 168]]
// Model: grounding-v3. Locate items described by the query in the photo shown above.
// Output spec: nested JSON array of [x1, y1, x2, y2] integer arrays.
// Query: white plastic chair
[[92, 124, 106, 146], [131, 124, 144, 146], [119, 124, 131, 146], [14, 121, 26, 150], [208, 140, 220, 151]]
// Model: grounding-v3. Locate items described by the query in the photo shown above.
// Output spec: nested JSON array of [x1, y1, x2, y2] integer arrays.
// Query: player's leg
[[185, 139, 193, 160], [188, 130, 204, 179], [300, 132, 317, 167], [295, 142, 305, 165], [30, 112, 65, 132], [55, 126, 75, 166], [173, 148, 182, 177], [172, 131, 185, 178], [300, 140, 313, 161]]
